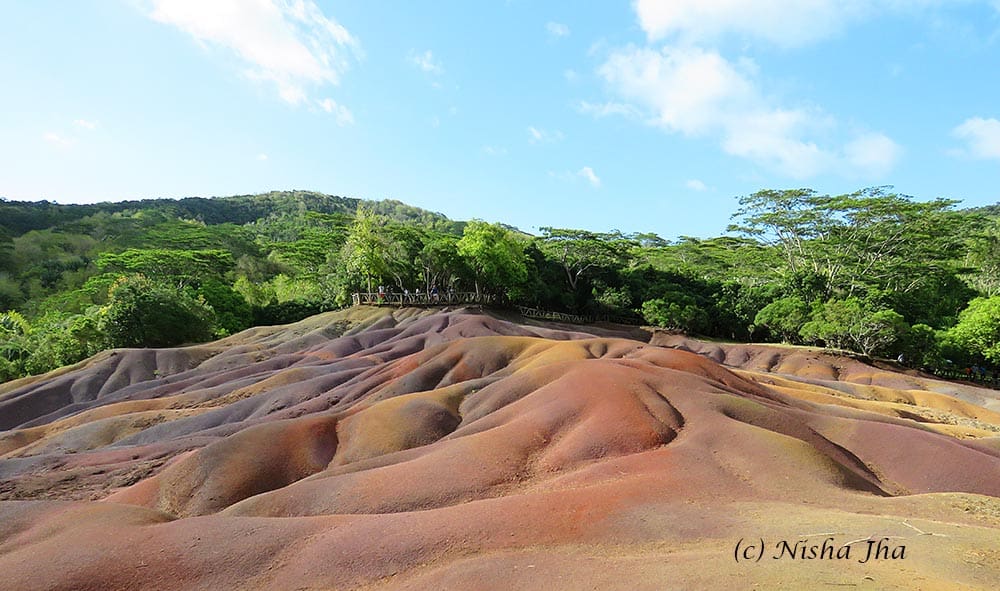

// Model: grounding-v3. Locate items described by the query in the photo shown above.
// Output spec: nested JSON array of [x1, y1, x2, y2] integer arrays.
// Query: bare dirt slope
[[1, 306, 999, 590]]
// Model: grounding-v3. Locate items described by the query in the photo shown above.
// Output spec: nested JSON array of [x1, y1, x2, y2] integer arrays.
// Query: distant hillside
[[965, 202, 1000, 218], [0, 190, 463, 237]]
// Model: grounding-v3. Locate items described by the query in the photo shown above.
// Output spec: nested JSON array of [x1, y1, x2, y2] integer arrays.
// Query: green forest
[[2, 187, 999, 384]]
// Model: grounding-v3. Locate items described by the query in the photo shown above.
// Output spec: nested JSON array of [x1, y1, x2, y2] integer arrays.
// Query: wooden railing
[[516, 306, 643, 326], [351, 293, 642, 325], [352, 291, 494, 307]]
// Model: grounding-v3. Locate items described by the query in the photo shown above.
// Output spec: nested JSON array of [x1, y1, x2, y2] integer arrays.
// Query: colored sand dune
[[1, 306, 999, 590]]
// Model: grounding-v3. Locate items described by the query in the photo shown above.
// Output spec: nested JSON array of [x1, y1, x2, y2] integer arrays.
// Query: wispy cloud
[[527, 126, 564, 144], [43, 132, 75, 148], [633, 0, 871, 47], [953, 117, 1000, 160], [408, 49, 444, 75], [73, 119, 98, 130], [685, 179, 708, 191], [546, 21, 570, 38], [578, 166, 601, 188], [317, 97, 355, 126], [256, 153, 269, 161], [146, 0, 360, 105], [482, 145, 507, 156], [577, 100, 640, 119]]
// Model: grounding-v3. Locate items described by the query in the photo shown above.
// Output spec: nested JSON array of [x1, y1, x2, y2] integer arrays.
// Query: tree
[[537, 228, 635, 292], [194, 279, 252, 336], [948, 297, 1000, 364], [96, 248, 234, 288], [963, 219, 1000, 297], [99, 275, 216, 348], [727, 188, 823, 274], [418, 233, 465, 294], [799, 299, 908, 357], [754, 296, 811, 343], [729, 188, 967, 299], [641, 293, 708, 333], [456, 220, 527, 299], [341, 207, 403, 293], [898, 323, 941, 368]]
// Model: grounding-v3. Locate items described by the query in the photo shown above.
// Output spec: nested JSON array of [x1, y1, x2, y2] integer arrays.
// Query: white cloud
[[43, 132, 75, 148], [317, 97, 354, 125], [598, 45, 755, 136], [685, 179, 708, 191], [563, 69, 578, 82], [256, 153, 269, 161], [578, 166, 601, 188], [482, 145, 507, 156], [546, 21, 570, 38], [73, 119, 98, 130], [595, 44, 900, 178], [577, 100, 640, 119], [147, 0, 359, 105], [844, 132, 902, 177], [953, 117, 1000, 160], [408, 49, 444, 75], [633, 0, 871, 47], [527, 126, 564, 144], [548, 167, 601, 187]]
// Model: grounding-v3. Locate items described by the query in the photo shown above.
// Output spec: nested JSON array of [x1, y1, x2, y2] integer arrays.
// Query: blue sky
[[3, 1, 1000, 239]]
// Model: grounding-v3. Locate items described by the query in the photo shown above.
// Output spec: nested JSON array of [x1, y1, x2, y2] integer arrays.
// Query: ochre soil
[[1, 306, 999, 590]]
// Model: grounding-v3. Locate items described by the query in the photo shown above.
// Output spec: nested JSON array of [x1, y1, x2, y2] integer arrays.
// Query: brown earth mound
[[2, 306, 1000, 590]]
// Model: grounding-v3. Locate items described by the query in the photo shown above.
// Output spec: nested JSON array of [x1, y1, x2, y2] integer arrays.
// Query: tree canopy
[[3, 187, 1000, 384]]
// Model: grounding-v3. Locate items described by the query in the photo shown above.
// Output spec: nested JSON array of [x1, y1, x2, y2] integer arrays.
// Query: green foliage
[[537, 228, 635, 292], [963, 219, 1000, 297], [97, 248, 234, 286], [418, 233, 466, 293], [898, 324, 941, 368], [194, 279, 252, 337], [948, 297, 1000, 364], [233, 275, 277, 307], [341, 207, 403, 292], [800, 299, 908, 357], [729, 187, 969, 305], [754, 296, 811, 343], [457, 220, 528, 299], [641, 294, 708, 333], [0, 308, 105, 381], [99, 275, 216, 348]]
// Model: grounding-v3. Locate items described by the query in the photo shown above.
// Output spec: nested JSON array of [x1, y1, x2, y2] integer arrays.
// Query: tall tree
[[948, 296, 1000, 364], [96, 248, 234, 288], [341, 207, 403, 293], [456, 221, 527, 299], [727, 188, 824, 274], [418, 233, 464, 294], [537, 228, 635, 291]]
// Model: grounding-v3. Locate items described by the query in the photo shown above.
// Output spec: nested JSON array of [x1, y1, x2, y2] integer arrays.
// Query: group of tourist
[[375, 285, 446, 304], [965, 364, 998, 384]]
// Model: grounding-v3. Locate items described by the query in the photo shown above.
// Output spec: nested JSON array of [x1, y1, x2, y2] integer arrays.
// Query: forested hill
[[0, 190, 462, 236], [2, 187, 1000, 386]]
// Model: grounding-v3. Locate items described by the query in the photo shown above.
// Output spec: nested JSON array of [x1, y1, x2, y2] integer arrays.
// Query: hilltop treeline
[[1, 187, 999, 383]]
